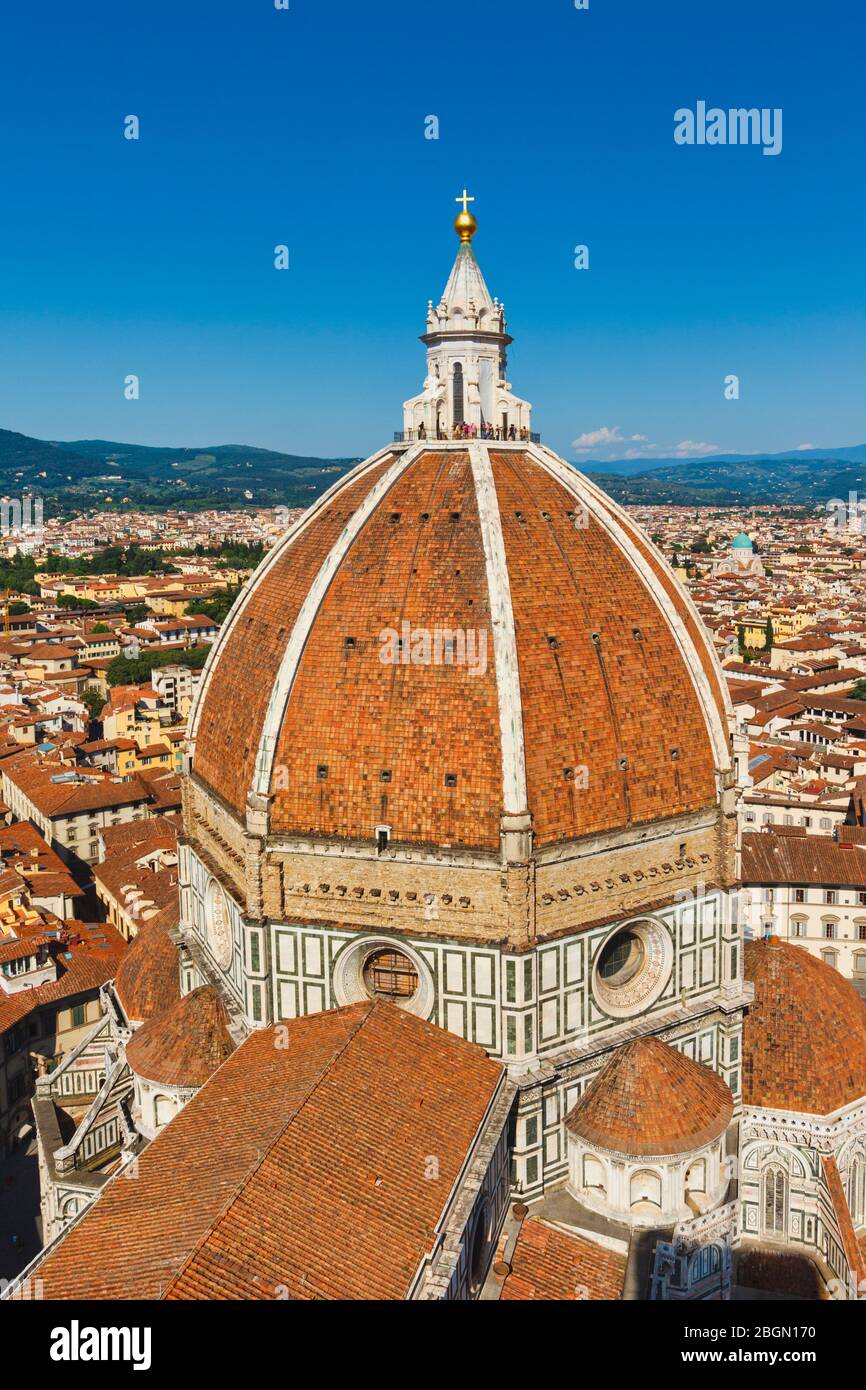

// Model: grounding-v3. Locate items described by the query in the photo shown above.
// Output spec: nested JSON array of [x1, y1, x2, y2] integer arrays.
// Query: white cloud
[[794, 442, 816, 451], [570, 426, 719, 462], [670, 439, 719, 458], [572, 428, 647, 455], [571, 425, 627, 452]]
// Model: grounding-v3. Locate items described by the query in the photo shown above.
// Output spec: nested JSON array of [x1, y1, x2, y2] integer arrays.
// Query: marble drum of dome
[[592, 918, 673, 1019]]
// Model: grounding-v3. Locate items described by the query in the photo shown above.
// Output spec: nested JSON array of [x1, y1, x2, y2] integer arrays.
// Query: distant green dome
[[731, 532, 753, 550]]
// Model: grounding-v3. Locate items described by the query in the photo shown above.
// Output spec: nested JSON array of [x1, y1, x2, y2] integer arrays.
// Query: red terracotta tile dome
[[188, 443, 732, 852], [126, 985, 234, 1089], [565, 1036, 734, 1157], [744, 937, 866, 1114], [114, 912, 181, 1024]]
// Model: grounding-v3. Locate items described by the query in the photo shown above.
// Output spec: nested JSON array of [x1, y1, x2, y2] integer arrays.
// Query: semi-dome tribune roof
[[114, 911, 181, 1024], [565, 1035, 734, 1157], [125, 984, 234, 1090], [744, 937, 866, 1115], [188, 443, 731, 853]]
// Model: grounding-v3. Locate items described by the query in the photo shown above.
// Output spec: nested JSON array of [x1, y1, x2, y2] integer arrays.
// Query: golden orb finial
[[454, 187, 477, 243]]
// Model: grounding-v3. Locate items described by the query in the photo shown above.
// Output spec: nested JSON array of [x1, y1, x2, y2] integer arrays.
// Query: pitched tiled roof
[[742, 830, 866, 887], [0, 751, 155, 817], [0, 948, 125, 1038], [743, 938, 866, 1114], [136, 768, 182, 810], [99, 813, 179, 860], [126, 985, 234, 1088], [0, 933, 51, 962], [92, 816, 178, 923], [565, 1036, 733, 1157], [0, 821, 80, 900], [500, 1217, 626, 1301], [27, 1002, 504, 1301]]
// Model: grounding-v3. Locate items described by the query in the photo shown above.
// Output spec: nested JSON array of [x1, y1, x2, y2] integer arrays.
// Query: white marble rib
[[527, 441, 732, 774], [469, 441, 528, 816], [186, 443, 398, 760], [249, 443, 428, 800]]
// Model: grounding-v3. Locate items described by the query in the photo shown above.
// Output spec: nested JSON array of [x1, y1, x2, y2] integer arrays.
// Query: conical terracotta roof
[[114, 910, 180, 1024], [126, 985, 234, 1089], [744, 937, 866, 1115], [565, 1036, 734, 1157]]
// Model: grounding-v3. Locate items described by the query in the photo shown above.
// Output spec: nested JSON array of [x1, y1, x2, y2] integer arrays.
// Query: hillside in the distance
[[0, 429, 360, 514], [583, 445, 866, 506], [3, 425, 865, 514]]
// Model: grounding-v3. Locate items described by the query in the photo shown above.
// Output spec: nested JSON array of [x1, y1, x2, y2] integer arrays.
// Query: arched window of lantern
[[452, 362, 464, 424], [689, 1244, 721, 1284]]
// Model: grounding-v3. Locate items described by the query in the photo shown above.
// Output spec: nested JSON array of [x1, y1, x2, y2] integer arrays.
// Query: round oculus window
[[332, 937, 435, 1019], [592, 919, 672, 1019], [362, 948, 419, 1003], [597, 929, 645, 988]]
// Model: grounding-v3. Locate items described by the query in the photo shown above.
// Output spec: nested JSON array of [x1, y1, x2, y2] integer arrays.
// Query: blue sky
[[0, 0, 864, 463]]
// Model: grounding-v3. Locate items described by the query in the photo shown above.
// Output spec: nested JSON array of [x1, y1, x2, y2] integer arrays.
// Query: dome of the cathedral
[[743, 937, 866, 1115], [125, 984, 234, 1089], [731, 532, 753, 549], [564, 1036, 734, 1157], [188, 444, 731, 852], [114, 912, 181, 1024]]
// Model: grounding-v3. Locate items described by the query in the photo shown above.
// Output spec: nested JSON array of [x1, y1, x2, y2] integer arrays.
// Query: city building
[[741, 827, 866, 982], [9, 204, 866, 1303], [712, 533, 765, 580]]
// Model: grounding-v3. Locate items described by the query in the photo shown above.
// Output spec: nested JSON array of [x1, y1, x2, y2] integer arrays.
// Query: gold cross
[[455, 188, 475, 214]]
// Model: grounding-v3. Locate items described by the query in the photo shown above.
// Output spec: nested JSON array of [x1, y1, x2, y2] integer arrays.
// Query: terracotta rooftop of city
[[565, 1036, 734, 1157], [742, 829, 866, 886]]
